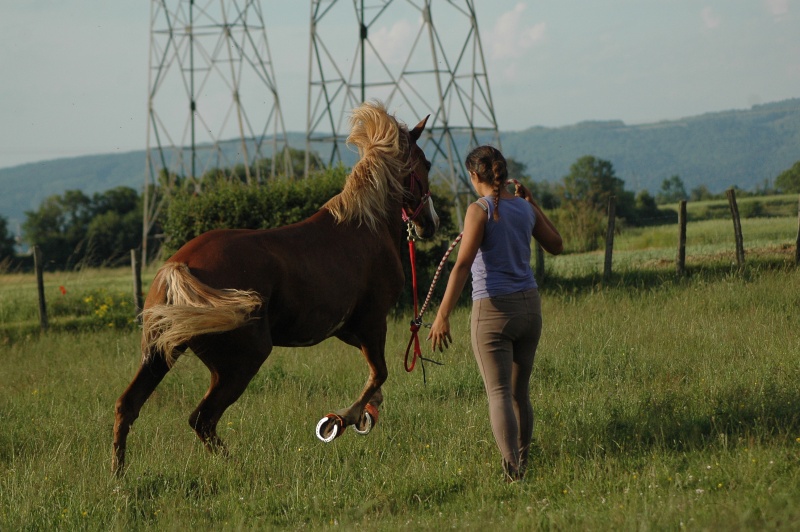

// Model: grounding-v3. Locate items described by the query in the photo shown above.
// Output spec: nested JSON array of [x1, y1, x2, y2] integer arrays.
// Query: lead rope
[[404, 225, 463, 383]]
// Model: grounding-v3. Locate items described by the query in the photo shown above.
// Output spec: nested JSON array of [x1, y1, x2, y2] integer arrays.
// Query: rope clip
[[406, 221, 416, 242]]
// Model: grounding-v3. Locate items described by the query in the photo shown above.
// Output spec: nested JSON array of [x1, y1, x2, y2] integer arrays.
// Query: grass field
[[547, 214, 798, 280], [1, 216, 799, 530]]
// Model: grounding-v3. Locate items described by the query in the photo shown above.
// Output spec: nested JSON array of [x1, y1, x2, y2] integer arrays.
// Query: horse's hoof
[[316, 414, 345, 443], [111, 448, 125, 477], [354, 404, 379, 436]]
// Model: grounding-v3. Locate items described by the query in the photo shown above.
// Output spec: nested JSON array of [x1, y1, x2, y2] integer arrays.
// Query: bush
[[0, 215, 15, 261], [161, 167, 349, 255], [738, 200, 764, 219]]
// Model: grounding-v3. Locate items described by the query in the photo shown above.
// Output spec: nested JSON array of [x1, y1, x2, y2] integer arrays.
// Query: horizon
[[1, 96, 797, 172]]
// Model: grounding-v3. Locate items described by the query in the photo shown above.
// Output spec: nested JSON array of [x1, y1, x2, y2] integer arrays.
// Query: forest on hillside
[[1, 99, 798, 232]]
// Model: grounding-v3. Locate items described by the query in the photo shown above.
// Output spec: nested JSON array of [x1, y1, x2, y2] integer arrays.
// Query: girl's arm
[[515, 183, 563, 255], [427, 202, 486, 352]]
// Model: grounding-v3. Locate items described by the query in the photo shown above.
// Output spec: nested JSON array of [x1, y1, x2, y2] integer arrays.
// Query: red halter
[[401, 170, 431, 223]]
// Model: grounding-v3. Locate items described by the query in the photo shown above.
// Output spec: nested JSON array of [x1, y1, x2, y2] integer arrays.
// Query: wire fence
[[23, 192, 800, 333]]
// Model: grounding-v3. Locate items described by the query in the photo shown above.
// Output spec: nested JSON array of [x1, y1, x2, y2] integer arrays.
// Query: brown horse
[[112, 101, 438, 475]]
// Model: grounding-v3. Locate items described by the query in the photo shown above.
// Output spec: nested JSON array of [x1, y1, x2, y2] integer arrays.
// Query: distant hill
[[501, 98, 800, 195], [1, 98, 798, 229]]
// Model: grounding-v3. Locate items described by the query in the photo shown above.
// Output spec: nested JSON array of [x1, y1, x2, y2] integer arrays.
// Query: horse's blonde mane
[[324, 101, 409, 232]]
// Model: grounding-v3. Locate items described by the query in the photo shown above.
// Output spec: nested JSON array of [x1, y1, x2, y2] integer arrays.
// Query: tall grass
[[0, 267, 156, 339], [549, 216, 797, 279], [666, 194, 800, 221], [1, 262, 798, 529]]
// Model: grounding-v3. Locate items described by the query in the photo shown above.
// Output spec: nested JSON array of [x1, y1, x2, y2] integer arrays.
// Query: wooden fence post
[[131, 249, 144, 322], [795, 195, 800, 267], [33, 245, 48, 331], [726, 188, 745, 268], [603, 195, 616, 283], [676, 199, 687, 276]]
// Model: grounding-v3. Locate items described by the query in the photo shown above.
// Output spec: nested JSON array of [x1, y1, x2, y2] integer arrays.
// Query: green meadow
[[1, 214, 799, 530]]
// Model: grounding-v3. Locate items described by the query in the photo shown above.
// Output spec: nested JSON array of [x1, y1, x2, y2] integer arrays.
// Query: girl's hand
[[513, 181, 533, 202], [427, 314, 452, 352]]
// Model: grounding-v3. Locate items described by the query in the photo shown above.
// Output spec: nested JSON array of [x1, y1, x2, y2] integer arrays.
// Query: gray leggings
[[470, 288, 542, 476]]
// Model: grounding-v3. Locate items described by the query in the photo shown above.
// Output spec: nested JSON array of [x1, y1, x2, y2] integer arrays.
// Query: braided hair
[[465, 145, 508, 220]]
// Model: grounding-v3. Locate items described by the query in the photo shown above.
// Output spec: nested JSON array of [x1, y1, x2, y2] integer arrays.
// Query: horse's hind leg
[[190, 338, 268, 454], [112, 352, 173, 475]]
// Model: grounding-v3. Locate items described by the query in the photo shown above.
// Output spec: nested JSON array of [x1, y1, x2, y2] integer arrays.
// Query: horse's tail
[[141, 262, 262, 365]]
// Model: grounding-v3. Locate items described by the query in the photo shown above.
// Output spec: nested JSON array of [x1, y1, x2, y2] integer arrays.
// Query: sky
[[0, 0, 798, 170]]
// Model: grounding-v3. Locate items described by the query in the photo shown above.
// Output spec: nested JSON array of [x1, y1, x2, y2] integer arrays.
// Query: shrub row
[[162, 167, 349, 255]]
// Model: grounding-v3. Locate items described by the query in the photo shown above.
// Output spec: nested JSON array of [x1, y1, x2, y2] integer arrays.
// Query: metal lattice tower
[[306, 0, 501, 218], [142, 0, 290, 262]]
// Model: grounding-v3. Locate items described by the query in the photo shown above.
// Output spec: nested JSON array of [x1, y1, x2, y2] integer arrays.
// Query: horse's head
[[402, 115, 439, 239]]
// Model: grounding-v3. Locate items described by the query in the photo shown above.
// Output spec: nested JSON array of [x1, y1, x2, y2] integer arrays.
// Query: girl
[[428, 145, 563, 481]]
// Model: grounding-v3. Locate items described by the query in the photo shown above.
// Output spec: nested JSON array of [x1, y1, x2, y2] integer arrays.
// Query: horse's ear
[[409, 115, 429, 142]]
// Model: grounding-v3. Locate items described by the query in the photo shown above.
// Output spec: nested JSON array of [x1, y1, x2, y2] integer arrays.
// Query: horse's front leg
[[316, 332, 387, 442], [353, 386, 383, 435]]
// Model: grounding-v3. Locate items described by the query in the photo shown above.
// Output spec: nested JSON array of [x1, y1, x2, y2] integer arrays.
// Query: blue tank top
[[471, 196, 538, 300]]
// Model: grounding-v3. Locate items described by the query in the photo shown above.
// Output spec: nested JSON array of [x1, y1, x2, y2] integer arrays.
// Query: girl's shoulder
[[474, 197, 490, 213]]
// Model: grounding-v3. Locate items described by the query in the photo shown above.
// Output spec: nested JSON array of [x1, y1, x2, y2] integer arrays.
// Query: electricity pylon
[[142, 0, 290, 262], [306, 0, 501, 220]]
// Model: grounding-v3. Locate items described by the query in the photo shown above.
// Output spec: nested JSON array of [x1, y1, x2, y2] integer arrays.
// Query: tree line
[[2, 153, 799, 270]]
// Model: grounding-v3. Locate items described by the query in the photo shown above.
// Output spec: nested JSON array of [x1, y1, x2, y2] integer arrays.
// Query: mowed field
[[1, 214, 799, 530]]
